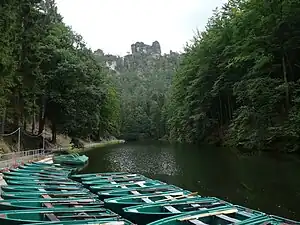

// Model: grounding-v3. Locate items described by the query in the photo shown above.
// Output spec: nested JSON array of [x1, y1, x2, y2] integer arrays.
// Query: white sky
[[56, 0, 227, 56]]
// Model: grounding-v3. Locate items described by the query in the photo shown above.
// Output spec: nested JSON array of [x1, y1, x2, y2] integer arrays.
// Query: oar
[[156, 192, 198, 202], [178, 208, 238, 221]]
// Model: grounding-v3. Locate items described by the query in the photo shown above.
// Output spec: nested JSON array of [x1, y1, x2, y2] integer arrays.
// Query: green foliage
[[167, 0, 300, 152], [0, 0, 120, 143], [112, 71, 172, 140]]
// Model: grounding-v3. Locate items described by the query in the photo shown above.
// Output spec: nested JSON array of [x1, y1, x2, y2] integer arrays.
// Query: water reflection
[[83, 141, 300, 220], [101, 143, 181, 176]]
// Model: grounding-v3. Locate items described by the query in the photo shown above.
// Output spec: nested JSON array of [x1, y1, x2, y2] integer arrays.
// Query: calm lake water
[[82, 141, 300, 220]]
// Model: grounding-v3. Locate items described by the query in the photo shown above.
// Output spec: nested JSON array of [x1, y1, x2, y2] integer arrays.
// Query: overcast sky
[[56, 0, 227, 56]]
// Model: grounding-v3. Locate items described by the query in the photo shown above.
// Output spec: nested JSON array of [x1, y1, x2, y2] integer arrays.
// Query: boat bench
[[189, 203, 240, 224]]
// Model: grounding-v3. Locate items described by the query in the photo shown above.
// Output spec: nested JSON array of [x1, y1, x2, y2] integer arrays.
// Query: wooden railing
[[0, 149, 52, 171]]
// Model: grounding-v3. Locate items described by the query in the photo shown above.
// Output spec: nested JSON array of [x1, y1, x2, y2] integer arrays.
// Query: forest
[[167, 0, 300, 152], [1, 0, 300, 153], [0, 0, 120, 145]]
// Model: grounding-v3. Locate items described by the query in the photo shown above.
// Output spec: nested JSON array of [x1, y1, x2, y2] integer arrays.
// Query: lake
[[82, 140, 300, 220]]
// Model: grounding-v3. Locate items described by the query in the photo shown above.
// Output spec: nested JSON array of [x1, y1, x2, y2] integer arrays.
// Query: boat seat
[[189, 203, 239, 223], [142, 198, 153, 203], [43, 202, 53, 208], [45, 213, 59, 221], [136, 182, 146, 187], [189, 219, 207, 225], [165, 195, 174, 200], [42, 194, 51, 199], [164, 206, 181, 213], [131, 190, 140, 195], [216, 214, 240, 223], [238, 210, 254, 217]]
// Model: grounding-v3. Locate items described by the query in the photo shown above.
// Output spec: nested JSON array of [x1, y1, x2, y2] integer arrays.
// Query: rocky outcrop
[[94, 41, 181, 75], [131, 41, 161, 56]]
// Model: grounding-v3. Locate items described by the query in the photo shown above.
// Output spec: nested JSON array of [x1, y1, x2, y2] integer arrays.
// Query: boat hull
[[0, 207, 116, 225], [1, 191, 95, 200], [104, 190, 191, 215], [0, 198, 102, 210], [1, 185, 84, 193]]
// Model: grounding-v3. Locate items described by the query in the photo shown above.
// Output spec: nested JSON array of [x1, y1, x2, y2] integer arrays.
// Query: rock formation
[[94, 41, 181, 75]]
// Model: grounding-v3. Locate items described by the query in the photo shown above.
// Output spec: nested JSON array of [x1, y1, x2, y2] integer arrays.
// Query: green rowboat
[[1, 185, 86, 193], [89, 180, 164, 193], [0, 198, 102, 210], [80, 173, 141, 181], [82, 175, 149, 186], [98, 185, 182, 199], [53, 153, 88, 165], [10, 168, 69, 176], [71, 172, 130, 181], [104, 191, 192, 215], [3, 175, 71, 181], [146, 205, 265, 225], [236, 215, 300, 225], [0, 207, 117, 225], [18, 165, 72, 173], [123, 197, 231, 224], [1, 190, 95, 200], [25, 218, 133, 225], [6, 179, 78, 186], [2, 171, 68, 179]]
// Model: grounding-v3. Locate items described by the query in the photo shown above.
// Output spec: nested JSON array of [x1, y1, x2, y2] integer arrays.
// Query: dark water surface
[[82, 141, 300, 220]]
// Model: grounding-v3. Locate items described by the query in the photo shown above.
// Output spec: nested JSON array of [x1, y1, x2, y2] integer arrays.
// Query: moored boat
[[3, 175, 71, 182], [80, 173, 141, 181], [0, 198, 102, 210], [82, 175, 149, 186], [10, 168, 69, 176], [236, 215, 300, 225], [1, 185, 86, 193], [18, 165, 73, 173], [53, 153, 88, 165], [147, 205, 265, 225], [24, 218, 133, 225], [1, 190, 95, 200], [71, 172, 130, 181], [89, 180, 164, 193], [2, 171, 68, 179], [104, 190, 192, 214], [6, 179, 78, 186], [0, 207, 117, 225], [98, 185, 183, 200], [123, 197, 231, 224]]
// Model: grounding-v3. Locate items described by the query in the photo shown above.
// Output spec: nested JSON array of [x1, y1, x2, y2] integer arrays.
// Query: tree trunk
[[23, 120, 26, 130], [1, 107, 6, 138], [31, 98, 35, 134], [38, 96, 46, 134], [282, 55, 289, 111], [219, 94, 223, 125], [51, 122, 56, 143], [227, 96, 232, 120], [38, 109, 45, 134]]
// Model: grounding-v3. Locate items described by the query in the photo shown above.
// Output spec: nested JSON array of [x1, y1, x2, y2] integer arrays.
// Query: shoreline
[[83, 139, 125, 152]]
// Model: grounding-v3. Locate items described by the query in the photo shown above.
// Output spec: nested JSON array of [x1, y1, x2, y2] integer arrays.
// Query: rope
[[0, 128, 20, 137]]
